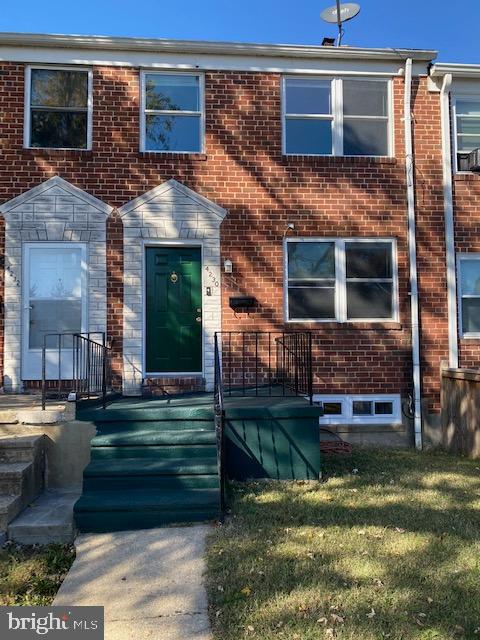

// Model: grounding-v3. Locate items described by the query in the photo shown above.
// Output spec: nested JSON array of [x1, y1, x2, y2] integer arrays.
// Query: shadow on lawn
[[209, 449, 480, 639]]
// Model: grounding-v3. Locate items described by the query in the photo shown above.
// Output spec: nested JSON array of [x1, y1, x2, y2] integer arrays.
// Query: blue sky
[[1, 0, 475, 63]]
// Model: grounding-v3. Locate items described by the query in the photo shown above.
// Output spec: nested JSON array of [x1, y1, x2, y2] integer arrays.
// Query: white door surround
[[118, 179, 227, 396], [0, 176, 112, 391]]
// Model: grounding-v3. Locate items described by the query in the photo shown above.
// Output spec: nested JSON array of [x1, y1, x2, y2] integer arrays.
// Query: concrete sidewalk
[[54, 526, 213, 640]]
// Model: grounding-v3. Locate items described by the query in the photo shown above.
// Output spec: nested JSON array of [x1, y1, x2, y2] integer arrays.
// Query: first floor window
[[458, 254, 480, 336], [142, 72, 203, 152], [26, 67, 91, 149], [286, 238, 397, 322]]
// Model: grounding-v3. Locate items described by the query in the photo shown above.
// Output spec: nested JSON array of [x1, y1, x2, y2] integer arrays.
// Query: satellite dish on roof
[[321, 2, 361, 46]]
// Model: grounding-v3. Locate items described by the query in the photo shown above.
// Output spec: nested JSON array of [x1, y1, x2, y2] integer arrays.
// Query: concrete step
[[8, 490, 80, 545], [0, 459, 43, 508], [0, 462, 34, 494], [0, 434, 44, 463], [0, 494, 23, 531]]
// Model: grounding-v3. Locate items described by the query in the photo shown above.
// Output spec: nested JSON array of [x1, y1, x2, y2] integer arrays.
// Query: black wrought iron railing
[[214, 331, 313, 403], [41, 332, 112, 410], [214, 333, 226, 515], [213, 331, 313, 515]]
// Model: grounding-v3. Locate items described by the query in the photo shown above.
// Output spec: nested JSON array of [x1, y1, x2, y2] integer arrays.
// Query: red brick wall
[[410, 77, 449, 413], [0, 62, 446, 407]]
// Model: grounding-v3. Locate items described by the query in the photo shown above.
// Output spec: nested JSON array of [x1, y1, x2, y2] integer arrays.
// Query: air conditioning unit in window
[[458, 149, 480, 172]]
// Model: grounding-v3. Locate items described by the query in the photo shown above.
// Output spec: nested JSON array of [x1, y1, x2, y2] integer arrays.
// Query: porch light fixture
[[224, 259, 233, 273]]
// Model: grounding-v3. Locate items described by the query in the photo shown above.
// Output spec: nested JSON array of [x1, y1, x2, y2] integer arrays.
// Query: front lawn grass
[[206, 449, 480, 640], [0, 544, 75, 605]]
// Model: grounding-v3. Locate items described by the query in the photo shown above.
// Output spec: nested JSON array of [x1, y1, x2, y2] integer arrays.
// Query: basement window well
[[314, 394, 401, 425]]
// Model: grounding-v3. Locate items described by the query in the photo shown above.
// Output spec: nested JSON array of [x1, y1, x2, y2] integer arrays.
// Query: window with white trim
[[454, 97, 480, 171], [142, 72, 203, 153], [458, 254, 480, 336], [285, 239, 397, 322], [25, 67, 91, 149], [283, 77, 391, 157], [315, 394, 401, 425]]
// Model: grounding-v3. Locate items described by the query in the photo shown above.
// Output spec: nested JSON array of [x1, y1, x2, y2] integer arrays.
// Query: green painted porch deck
[[74, 392, 321, 532]]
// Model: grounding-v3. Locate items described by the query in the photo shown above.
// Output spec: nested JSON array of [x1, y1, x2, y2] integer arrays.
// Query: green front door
[[145, 247, 202, 373]]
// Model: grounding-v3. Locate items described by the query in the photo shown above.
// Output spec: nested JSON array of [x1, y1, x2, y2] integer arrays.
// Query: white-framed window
[[457, 253, 480, 337], [284, 238, 398, 323], [314, 394, 401, 425], [282, 76, 392, 157], [453, 95, 480, 172], [140, 71, 204, 153], [24, 66, 93, 150]]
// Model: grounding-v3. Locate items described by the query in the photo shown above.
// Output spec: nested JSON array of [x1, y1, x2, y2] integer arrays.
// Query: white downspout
[[404, 58, 423, 449], [440, 73, 458, 368]]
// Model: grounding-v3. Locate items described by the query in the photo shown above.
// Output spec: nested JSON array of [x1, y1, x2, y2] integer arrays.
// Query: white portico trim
[[118, 179, 227, 396], [0, 176, 112, 392]]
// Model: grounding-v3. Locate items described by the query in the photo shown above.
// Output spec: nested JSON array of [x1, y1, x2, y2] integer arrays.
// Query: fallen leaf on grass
[[240, 586, 252, 596], [331, 614, 345, 624]]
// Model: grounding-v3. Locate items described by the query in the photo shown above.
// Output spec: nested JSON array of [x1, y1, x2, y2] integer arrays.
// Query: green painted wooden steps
[[74, 398, 220, 533]]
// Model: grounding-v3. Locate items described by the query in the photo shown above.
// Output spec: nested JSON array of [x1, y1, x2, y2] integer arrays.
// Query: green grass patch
[[0, 544, 75, 606], [206, 448, 480, 640]]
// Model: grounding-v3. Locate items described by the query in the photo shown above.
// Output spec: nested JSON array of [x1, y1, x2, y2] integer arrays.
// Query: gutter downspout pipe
[[404, 58, 423, 449], [439, 73, 458, 368]]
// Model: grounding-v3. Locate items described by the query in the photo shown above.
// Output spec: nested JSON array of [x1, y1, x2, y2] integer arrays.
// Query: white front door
[[22, 243, 87, 380]]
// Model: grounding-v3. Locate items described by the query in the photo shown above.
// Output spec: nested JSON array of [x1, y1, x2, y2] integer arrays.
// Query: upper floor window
[[458, 254, 480, 337], [285, 238, 397, 322], [141, 72, 204, 153], [25, 67, 92, 150], [453, 97, 480, 171], [282, 77, 391, 157]]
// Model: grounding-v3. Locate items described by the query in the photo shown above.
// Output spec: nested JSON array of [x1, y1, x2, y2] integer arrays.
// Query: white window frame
[[139, 70, 205, 154], [314, 394, 401, 425], [24, 65, 93, 151], [281, 75, 393, 158], [452, 94, 480, 173], [457, 253, 480, 338], [22, 242, 89, 352], [284, 237, 399, 323]]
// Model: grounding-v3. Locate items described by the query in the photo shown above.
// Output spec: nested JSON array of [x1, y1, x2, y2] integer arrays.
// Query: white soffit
[[0, 32, 436, 75]]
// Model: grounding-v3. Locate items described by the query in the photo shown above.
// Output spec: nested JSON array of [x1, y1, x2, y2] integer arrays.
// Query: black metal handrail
[[41, 332, 112, 410], [214, 331, 313, 404], [214, 333, 226, 515]]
